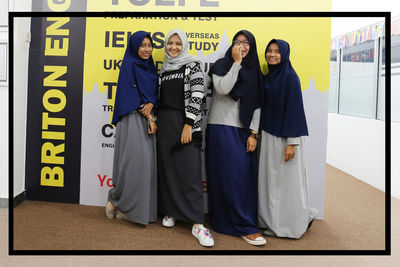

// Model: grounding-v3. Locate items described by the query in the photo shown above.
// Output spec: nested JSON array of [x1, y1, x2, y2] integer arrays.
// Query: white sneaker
[[162, 216, 175, 227], [241, 235, 267, 246], [192, 225, 214, 247]]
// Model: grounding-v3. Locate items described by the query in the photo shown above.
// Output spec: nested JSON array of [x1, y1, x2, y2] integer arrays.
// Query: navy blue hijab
[[209, 30, 262, 129], [260, 39, 308, 137], [112, 31, 158, 125]]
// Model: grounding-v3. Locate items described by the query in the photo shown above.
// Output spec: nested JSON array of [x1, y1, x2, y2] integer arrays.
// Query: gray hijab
[[160, 29, 203, 74]]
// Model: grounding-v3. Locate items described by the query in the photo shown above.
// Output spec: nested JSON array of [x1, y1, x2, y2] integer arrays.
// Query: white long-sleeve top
[[207, 62, 260, 132]]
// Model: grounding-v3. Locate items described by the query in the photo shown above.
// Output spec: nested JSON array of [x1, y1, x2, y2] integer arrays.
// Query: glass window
[[330, 49, 337, 62], [379, 34, 400, 122], [377, 37, 385, 120], [391, 42, 400, 64], [380, 37, 400, 64], [338, 40, 377, 118], [329, 50, 339, 113], [342, 48, 374, 62]]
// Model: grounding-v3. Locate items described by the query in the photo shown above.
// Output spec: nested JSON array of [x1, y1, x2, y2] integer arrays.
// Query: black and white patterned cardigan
[[159, 61, 205, 133]]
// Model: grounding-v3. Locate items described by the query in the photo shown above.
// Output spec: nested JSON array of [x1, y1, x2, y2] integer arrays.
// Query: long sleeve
[[154, 76, 162, 116], [212, 63, 242, 95], [184, 62, 205, 126], [249, 108, 260, 133], [287, 137, 300, 146]]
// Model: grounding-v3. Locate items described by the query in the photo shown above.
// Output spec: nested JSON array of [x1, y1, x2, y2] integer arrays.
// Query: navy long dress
[[206, 124, 259, 236]]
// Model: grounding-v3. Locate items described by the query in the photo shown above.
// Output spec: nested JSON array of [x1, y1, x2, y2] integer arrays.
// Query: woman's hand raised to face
[[232, 45, 243, 64]]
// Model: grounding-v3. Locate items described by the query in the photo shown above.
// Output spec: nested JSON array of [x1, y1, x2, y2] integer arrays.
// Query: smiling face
[[166, 34, 183, 58], [137, 36, 153, 60], [265, 42, 281, 65], [233, 34, 250, 58]]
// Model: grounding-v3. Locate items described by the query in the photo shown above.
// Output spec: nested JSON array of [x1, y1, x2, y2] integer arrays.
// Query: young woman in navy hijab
[[258, 39, 318, 238], [206, 30, 266, 246], [105, 31, 158, 225]]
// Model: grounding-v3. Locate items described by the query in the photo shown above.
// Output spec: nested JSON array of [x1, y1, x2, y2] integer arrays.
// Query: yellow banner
[[83, 16, 330, 94], [86, 0, 332, 11], [82, 16, 331, 124]]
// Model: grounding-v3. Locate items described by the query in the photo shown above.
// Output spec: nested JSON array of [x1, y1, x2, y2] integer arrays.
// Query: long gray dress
[[258, 130, 318, 239], [108, 111, 157, 225]]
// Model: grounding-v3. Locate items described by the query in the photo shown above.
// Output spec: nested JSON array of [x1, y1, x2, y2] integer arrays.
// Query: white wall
[[0, 86, 7, 199], [11, 1, 32, 197], [0, 0, 9, 199], [13, 17, 30, 197], [392, 122, 400, 199], [327, 1, 399, 199], [332, 0, 400, 18], [327, 113, 398, 198]]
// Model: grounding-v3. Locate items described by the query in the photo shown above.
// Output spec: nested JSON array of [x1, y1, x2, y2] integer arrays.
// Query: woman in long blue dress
[[258, 39, 318, 238], [105, 31, 158, 225], [206, 30, 266, 246]]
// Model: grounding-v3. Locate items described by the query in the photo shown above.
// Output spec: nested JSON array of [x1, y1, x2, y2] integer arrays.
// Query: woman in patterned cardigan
[[156, 29, 214, 247]]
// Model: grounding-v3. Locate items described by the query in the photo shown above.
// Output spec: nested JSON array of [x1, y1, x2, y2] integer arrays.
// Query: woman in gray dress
[[258, 39, 318, 238], [105, 31, 158, 225]]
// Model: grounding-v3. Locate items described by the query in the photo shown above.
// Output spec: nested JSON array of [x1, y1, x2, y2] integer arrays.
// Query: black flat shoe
[[307, 219, 315, 229]]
